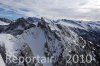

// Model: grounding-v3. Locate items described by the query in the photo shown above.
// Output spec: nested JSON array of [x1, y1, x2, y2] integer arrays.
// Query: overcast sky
[[0, 0, 100, 20]]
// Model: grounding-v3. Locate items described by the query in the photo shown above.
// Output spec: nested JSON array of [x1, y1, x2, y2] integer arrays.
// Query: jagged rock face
[[0, 18, 12, 23], [0, 17, 100, 66]]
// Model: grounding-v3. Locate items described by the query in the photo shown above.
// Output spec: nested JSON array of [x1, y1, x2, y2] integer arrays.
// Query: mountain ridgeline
[[0, 17, 100, 66]]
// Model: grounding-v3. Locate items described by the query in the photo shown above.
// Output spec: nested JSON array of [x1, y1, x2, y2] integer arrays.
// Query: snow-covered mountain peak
[[0, 18, 13, 26], [0, 17, 12, 23], [0, 17, 100, 66]]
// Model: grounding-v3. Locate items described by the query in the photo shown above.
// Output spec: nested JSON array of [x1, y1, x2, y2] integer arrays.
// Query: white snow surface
[[0, 54, 6, 66], [0, 34, 23, 55], [0, 27, 52, 66], [57, 20, 100, 30], [16, 27, 52, 66], [0, 21, 9, 25], [17, 27, 46, 56]]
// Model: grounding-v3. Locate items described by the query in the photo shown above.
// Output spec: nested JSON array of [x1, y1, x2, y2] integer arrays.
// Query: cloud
[[0, 0, 100, 20]]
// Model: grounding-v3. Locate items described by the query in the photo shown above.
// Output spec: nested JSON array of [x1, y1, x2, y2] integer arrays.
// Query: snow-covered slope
[[0, 54, 6, 66], [0, 21, 9, 25], [0, 17, 100, 66]]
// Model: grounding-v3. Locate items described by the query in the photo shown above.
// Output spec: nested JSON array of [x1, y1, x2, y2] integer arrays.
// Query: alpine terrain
[[0, 17, 100, 66]]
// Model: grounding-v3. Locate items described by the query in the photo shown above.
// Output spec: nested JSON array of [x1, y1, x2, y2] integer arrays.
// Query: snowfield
[[0, 21, 9, 25], [0, 54, 6, 66]]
